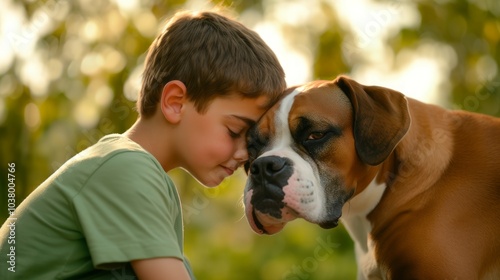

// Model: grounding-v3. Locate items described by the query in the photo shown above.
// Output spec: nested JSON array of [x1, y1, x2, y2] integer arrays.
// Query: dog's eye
[[303, 131, 329, 147], [307, 132, 325, 141], [302, 128, 341, 149]]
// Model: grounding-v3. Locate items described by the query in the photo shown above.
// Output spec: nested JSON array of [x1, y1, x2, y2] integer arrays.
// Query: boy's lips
[[222, 166, 235, 176]]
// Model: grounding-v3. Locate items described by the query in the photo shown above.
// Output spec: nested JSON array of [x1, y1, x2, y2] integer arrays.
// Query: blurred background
[[1, 0, 499, 279]]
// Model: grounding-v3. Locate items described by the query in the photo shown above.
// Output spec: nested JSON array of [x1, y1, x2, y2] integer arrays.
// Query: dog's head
[[243, 76, 411, 234]]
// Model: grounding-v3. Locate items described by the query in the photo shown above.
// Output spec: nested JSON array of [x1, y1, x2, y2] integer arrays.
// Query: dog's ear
[[334, 75, 411, 166]]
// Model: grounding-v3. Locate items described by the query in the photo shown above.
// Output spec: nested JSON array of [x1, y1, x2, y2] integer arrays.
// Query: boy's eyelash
[[228, 129, 241, 138]]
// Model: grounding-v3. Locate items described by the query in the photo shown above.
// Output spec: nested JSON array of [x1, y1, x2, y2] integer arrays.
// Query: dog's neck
[[341, 177, 387, 252]]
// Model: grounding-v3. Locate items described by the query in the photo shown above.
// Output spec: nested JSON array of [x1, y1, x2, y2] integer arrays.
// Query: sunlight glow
[[132, 11, 158, 37], [352, 40, 458, 105], [24, 102, 41, 129], [253, 22, 311, 86], [80, 52, 104, 76], [124, 65, 142, 102], [73, 99, 100, 129], [19, 53, 50, 98], [270, 0, 327, 30], [333, 0, 452, 104], [112, 0, 140, 14], [353, 58, 444, 104], [90, 83, 114, 108], [0, 1, 23, 74], [101, 46, 126, 73], [476, 55, 498, 82], [82, 20, 102, 42]]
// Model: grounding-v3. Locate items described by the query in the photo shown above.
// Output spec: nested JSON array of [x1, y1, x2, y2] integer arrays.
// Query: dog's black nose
[[250, 156, 287, 177], [249, 156, 294, 218], [250, 156, 293, 187]]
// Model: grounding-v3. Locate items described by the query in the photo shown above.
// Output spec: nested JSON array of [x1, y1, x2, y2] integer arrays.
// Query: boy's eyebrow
[[230, 115, 257, 126]]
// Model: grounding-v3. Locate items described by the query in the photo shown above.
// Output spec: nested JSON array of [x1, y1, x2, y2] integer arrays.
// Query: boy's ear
[[160, 80, 187, 124]]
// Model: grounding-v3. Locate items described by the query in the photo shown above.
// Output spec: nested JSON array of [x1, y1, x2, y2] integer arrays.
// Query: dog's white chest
[[341, 179, 387, 280]]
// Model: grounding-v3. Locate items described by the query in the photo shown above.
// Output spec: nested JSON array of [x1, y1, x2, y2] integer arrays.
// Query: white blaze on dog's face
[[243, 77, 410, 235], [244, 81, 367, 234]]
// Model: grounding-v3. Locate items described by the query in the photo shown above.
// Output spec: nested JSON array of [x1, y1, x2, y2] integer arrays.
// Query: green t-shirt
[[0, 134, 195, 279]]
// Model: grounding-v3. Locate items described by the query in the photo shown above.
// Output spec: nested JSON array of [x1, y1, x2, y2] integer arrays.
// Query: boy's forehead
[[224, 92, 272, 108], [218, 94, 272, 121], [254, 95, 273, 109], [228, 114, 258, 126]]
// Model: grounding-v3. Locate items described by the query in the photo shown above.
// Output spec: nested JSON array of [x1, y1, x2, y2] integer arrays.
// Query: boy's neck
[[124, 117, 177, 172]]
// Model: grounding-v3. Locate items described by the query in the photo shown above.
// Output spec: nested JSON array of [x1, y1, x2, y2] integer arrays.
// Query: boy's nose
[[233, 139, 249, 162]]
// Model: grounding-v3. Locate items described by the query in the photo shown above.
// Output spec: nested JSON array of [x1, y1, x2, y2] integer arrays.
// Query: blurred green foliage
[[1, 0, 499, 279], [388, 0, 500, 115]]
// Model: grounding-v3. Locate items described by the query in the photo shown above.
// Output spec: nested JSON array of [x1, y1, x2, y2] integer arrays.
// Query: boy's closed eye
[[228, 128, 244, 138], [226, 115, 257, 139]]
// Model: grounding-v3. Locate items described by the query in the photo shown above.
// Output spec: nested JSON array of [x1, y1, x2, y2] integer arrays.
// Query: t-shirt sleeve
[[72, 151, 183, 268]]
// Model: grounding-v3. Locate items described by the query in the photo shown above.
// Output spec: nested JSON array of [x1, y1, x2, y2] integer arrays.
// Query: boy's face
[[176, 94, 269, 187]]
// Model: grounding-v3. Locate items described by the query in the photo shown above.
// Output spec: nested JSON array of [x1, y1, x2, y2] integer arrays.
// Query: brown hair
[[138, 10, 286, 117]]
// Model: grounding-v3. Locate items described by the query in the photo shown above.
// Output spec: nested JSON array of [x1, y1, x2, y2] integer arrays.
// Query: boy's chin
[[200, 181, 220, 188], [192, 173, 226, 188], [185, 166, 235, 187]]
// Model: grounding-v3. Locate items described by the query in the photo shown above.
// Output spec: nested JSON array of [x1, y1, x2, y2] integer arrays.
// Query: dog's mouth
[[246, 202, 340, 234], [319, 219, 339, 229], [248, 206, 299, 235], [251, 209, 286, 235], [245, 190, 342, 234], [245, 190, 299, 235]]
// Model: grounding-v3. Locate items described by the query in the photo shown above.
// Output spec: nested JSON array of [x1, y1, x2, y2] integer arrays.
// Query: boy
[[0, 10, 286, 279]]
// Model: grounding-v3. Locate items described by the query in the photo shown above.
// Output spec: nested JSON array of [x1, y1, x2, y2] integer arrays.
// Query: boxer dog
[[243, 75, 500, 279]]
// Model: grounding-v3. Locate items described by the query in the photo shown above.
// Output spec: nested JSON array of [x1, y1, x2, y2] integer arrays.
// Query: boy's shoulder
[[88, 133, 146, 156], [74, 134, 150, 163], [62, 134, 165, 180], [52, 134, 176, 200]]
